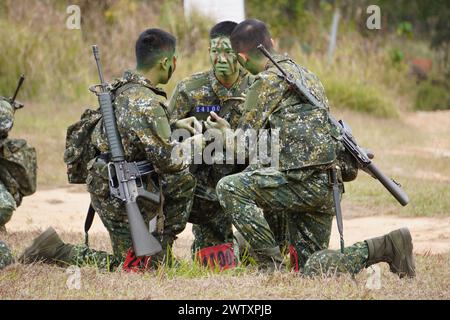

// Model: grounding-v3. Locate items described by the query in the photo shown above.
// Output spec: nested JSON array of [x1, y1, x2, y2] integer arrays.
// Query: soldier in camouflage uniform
[[169, 21, 288, 258], [20, 29, 201, 270], [0, 94, 15, 266], [1, 89, 37, 234], [210, 19, 415, 278]]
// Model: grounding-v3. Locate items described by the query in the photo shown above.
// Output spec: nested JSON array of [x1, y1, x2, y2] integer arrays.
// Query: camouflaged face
[[0, 240, 14, 269], [90, 70, 187, 174], [237, 54, 336, 171], [0, 98, 14, 138]]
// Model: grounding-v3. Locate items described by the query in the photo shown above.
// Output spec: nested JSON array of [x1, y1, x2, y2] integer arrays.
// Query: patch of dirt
[[5, 186, 450, 256]]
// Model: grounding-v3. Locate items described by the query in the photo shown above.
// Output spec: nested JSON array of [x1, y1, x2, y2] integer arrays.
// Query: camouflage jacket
[[0, 97, 37, 205], [238, 54, 337, 172], [91, 70, 188, 174], [168, 68, 254, 128], [0, 97, 14, 141]]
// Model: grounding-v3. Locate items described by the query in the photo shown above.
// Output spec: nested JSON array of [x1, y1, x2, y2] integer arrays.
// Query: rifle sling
[[84, 204, 96, 247]]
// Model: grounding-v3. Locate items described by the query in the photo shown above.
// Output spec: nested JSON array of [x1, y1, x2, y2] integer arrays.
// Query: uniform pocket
[[250, 168, 289, 188], [86, 158, 110, 197]]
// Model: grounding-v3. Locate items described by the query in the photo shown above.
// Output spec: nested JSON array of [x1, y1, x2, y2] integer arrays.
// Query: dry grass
[[1, 0, 449, 301], [1, 231, 449, 300]]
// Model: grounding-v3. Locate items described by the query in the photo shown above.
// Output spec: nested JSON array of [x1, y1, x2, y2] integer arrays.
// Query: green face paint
[[209, 36, 238, 77], [237, 53, 265, 75], [160, 50, 177, 84]]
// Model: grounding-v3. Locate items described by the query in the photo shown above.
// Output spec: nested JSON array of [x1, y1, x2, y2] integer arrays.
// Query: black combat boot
[[19, 227, 75, 266], [365, 228, 415, 278]]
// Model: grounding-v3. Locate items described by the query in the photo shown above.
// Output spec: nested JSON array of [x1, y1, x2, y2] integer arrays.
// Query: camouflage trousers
[[187, 164, 236, 255], [0, 180, 16, 229], [216, 167, 369, 275], [0, 240, 14, 270], [189, 192, 233, 255], [303, 242, 369, 276], [68, 170, 196, 270]]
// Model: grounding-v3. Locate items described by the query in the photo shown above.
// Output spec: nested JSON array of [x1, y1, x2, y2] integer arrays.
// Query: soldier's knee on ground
[[303, 249, 355, 277]]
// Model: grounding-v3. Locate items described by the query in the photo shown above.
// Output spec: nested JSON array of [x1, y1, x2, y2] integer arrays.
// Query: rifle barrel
[[92, 45, 106, 88], [11, 74, 25, 103]]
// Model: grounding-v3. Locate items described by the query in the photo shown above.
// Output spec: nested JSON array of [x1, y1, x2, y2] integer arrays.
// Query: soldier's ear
[[160, 57, 169, 70], [238, 53, 248, 62], [271, 38, 275, 48]]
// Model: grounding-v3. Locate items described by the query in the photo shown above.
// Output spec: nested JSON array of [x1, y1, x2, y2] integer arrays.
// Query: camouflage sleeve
[[167, 82, 192, 125], [237, 72, 286, 131], [135, 99, 188, 173], [0, 98, 14, 138]]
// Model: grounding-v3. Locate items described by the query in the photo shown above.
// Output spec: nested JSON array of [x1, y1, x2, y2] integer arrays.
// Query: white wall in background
[[184, 0, 245, 23]]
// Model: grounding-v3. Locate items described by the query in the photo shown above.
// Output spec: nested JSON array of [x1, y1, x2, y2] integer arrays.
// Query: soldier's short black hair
[[209, 21, 238, 39], [230, 19, 273, 56], [135, 28, 176, 70]]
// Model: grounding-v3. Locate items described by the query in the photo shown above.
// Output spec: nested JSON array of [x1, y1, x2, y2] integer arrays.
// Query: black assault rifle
[[91, 45, 162, 257], [257, 44, 409, 253], [8, 74, 25, 109]]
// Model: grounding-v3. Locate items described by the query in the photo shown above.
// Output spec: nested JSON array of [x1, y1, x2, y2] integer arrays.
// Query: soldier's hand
[[205, 111, 230, 132], [175, 116, 202, 135]]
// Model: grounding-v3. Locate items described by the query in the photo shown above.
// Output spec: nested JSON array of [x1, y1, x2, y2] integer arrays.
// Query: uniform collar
[[264, 53, 291, 71], [119, 70, 167, 98], [209, 68, 247, 100]]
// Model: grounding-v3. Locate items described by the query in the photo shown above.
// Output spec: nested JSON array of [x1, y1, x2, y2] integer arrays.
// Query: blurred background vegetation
[[0, 0, 448, 111], [0, 0, 449, 211]]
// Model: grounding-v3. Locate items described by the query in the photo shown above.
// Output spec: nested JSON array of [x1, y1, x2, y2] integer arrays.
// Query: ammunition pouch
[[0, 139, 37, 205]]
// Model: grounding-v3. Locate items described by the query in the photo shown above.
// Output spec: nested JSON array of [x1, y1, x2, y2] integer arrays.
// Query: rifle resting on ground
[[91, 45, 162, 257]]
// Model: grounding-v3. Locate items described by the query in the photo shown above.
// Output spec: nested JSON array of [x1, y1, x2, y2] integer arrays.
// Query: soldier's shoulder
[[254, 68, 284, 88], [0, 97, 13, 111], [296, 63, 322, 84], [120, 83, 164, 106], [177, 70, 212, 93]]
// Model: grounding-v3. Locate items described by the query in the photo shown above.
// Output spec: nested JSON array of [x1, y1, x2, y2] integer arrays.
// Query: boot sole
[[398, 228, 415, 278], [18, 227, 57, 264]]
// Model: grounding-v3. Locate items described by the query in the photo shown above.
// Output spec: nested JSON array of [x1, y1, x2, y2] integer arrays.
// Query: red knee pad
[[289, 245, 300, 272], [195, 243, 236, 271], [123, 248, 152, 273]]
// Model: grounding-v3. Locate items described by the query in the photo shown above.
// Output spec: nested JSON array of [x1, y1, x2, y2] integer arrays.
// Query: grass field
[[1, 0, 449, 301], [1, 231, 449, 300]]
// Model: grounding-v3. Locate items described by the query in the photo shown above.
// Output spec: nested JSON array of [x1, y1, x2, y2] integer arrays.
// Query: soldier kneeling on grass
[[208, 19, 415, 278]]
